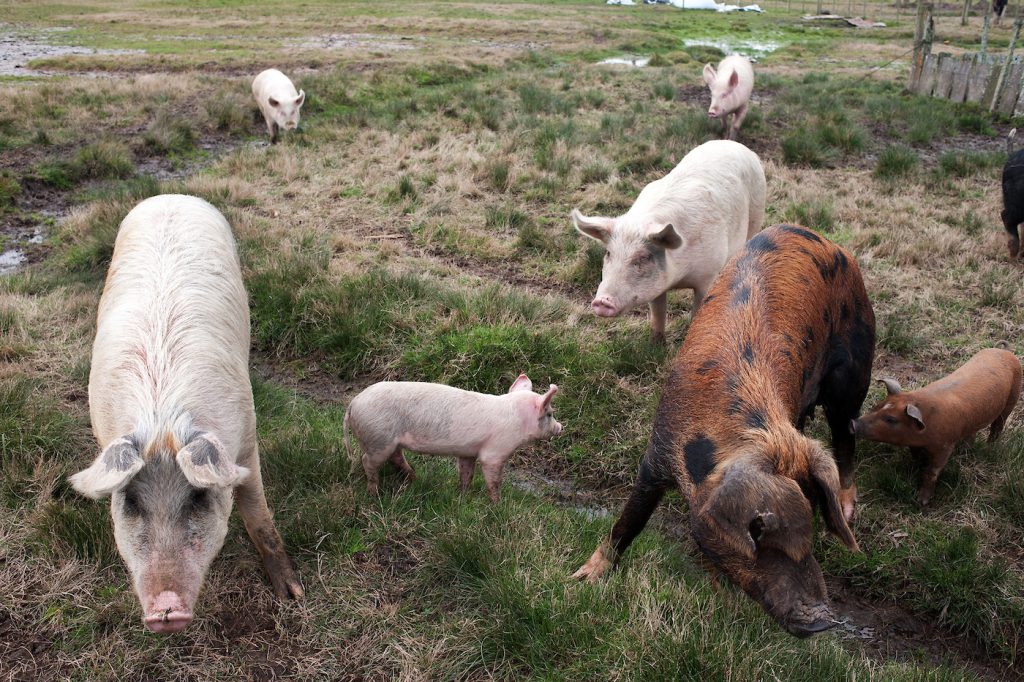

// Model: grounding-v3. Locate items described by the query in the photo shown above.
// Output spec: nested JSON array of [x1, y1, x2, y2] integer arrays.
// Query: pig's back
[[89, 195, 252, 451], [658, 224, 874, 492], [253, 69, 297, 98], [924, 348, 1022, 397], [628, 140, 764, 244]]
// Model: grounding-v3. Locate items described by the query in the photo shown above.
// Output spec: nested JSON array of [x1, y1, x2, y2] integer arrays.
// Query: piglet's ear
[[571, 209, 615, 244], [877, 377, 902, 395], [268, 97, 280, 108], [808, 444, 859, 552], [295, 90, 305, 107], [702, 63, 717, 86], [905, 404, 925, 431], [538, 384, 558, 410], [69, 436, 144, 499], [509, 373, 533, 393], [176, 432, 249, 489], [728, 69, 739, 89]]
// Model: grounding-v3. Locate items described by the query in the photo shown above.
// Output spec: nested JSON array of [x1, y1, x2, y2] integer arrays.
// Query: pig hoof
[[838, 487, 857, 523], [571, 548, 613, 582]]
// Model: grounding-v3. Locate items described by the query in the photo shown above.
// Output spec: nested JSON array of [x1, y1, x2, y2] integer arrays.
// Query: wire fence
[[753, 0, 1015, 27]]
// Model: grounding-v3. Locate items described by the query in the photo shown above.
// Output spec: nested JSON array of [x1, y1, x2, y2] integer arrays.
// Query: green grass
[[2, 2, 1022, 679], [874, 145, 919, 180]]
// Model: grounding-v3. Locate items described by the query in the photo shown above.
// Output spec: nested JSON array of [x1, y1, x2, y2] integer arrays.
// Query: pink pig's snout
[[708, 108, 719, 118], [591, 295, 619, 317], [552, 420, 563, 436], [143, 591, 193, 634]]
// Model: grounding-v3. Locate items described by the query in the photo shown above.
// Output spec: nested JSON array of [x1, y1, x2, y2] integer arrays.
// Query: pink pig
[[703, 55, 754, 140], [344, 374, 562, 502]]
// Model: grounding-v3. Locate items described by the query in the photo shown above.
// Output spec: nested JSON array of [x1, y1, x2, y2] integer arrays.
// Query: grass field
[[2, 1, 1023, 679]]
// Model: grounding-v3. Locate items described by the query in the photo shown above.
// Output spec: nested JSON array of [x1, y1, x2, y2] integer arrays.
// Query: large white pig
[[572, 140, 765, 341], [703, 55, 754, 140], [69, 194, 302, 634], [344, 374, 562, 502], [252, 68, 305, 143]]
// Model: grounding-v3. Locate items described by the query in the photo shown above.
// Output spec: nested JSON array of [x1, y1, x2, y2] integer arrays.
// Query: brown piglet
[[850, 344, 1022, 506]]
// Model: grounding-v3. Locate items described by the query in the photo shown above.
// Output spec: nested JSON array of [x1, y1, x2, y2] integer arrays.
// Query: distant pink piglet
[[344, 374, 562, 502], [703, 55, 754, 141]]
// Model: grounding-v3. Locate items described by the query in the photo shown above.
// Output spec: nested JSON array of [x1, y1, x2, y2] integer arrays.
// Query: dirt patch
[[829, 582, 1015, 680], [290, 33, 420, 52], [0, 29, 143, 76]]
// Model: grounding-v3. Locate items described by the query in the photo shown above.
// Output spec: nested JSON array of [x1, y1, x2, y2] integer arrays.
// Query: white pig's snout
[[707, 109, 719, 118], [552, 420, 563, 436], [143, 591, 193, 634]]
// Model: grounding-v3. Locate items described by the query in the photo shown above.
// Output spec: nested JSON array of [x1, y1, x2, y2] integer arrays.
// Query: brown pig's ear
[[695, 461, 812, 563], [176, 432, 250, 489], [69, 436, 144, 499], [905, 404, 925, 430], [808, 445, 859, 552]]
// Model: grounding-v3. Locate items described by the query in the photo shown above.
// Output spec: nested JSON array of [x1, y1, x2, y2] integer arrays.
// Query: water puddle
[[0, 28, 144, 76], [0, 230, 44, 275], [508, 471, 613, 520], [682, 38, 782, 58], [597, 55, 650, 67]]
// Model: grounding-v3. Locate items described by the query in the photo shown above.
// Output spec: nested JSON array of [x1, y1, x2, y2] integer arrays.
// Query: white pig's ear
[[176, 432, 250, 489], [727, 69, 739, 89], [646, 223, 683, 250], [268, 96, 280, 108], [537, 384, 558, 410], [69, 436, 144, 499], [295, 90, 305, 107], [702, 63, 717, 86], [509, 373, 533, 393], [571, 209, 615, 243]]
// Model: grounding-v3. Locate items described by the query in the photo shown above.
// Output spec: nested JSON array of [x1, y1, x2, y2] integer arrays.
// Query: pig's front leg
[[729, 103, 748, 141], [573, 455, 672, 581], [458, 457, 476, 492], [479, 451, 510, 503], [234, 453, 304, 600], [649, 293, 668, 344], [917, 444, 954, 507]]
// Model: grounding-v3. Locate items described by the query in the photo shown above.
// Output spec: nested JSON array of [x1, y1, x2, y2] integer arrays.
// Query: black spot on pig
[[733, 284, 751, 306], [684, 435, 717, 486], [779, 225, 823, 244]]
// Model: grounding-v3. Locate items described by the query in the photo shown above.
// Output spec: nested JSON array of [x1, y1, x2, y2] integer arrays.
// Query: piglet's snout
[[591, 295, 618, 317], [848, 419, 859, 435], [552, 420, 563, 436], [143, 591, 193, 634]]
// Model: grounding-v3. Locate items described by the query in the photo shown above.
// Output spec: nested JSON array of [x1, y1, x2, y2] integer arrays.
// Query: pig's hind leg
[[362, 447, 393, 496], [389, 448, 416, 482], [235, 449, 304, 600]]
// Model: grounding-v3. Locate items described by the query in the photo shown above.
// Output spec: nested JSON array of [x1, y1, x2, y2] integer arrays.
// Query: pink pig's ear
[[509, 373, 533, 393], [702, 63, 717, 86], [728, 69, 739, 89], [538, 384, 558, 410]]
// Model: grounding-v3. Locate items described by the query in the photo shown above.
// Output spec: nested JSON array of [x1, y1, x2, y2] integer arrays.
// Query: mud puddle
[[0, 27, 144, 76], [597, 55, 650, 67], [682, 38, 782, 58], [290, 34, 418, 52], [508, 471, 613, 520]]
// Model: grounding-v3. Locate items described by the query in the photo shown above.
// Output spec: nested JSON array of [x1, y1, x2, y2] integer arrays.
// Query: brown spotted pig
[[850, 345, 1021, 506], [573, 224, 876, 637]]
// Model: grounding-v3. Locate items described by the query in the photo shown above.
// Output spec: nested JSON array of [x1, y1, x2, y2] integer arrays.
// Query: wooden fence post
[[962, 0, 971, 25], [911, 6, 934, 90], [981, 4, 992, 56], [991, 18, 1024, 112]]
